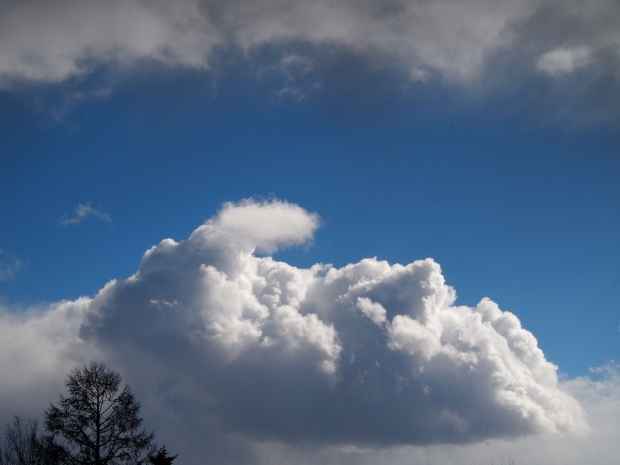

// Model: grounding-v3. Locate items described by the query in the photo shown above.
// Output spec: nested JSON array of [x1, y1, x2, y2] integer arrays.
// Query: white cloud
[[537, 46, 591, 76], [204, 198, 320, 254], [59, 202, 112, 226], [0, 199, 611, 464], [356, 297, 387, 326]]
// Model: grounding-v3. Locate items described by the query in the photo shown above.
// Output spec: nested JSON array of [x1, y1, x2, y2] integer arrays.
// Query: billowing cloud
[[0, 199, 591, 463], [1, 0, 619, 89], [59, 202, 112, 226]]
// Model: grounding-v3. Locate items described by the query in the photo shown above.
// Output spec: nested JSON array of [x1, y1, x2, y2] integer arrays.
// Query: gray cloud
[[0, 199, 590, 463], [249, 362, 620, 465], [1, 0, 619, 89]]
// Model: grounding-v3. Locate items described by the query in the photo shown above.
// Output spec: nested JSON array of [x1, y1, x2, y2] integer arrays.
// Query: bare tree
[[1, 416, 44, 465], [45, 362, 154, 465]]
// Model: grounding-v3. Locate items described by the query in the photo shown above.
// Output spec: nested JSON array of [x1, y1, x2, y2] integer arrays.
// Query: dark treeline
[[0, 362, 177, 465]]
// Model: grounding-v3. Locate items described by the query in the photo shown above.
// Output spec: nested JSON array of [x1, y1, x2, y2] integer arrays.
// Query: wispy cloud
[[59, 203, 112, 227], [0, 249, 24, 281], [47, 87, 112, 126]]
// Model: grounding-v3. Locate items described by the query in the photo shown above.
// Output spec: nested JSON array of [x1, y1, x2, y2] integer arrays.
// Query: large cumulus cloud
[[1, 0, 619, 88], [0, 199, 587, 460]]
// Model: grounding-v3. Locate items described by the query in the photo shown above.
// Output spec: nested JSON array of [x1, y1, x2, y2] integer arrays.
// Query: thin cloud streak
[[59, 203, 112, 227], [0, 249, 24, 281]]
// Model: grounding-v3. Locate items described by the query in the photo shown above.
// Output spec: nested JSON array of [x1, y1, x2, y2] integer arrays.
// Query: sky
[[0, 0, 619, 464]]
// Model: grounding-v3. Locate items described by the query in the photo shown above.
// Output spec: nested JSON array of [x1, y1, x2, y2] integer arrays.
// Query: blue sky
[[1, 1, 619, 464], [2, 67, 617, 377]]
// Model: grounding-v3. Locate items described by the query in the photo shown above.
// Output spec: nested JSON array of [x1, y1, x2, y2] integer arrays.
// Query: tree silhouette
[[45, 362, 154, 465], [148, 446, 177, 465], [1, 416, 42, 465]]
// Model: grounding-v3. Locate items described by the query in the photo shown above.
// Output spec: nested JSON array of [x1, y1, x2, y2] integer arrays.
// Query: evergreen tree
[[148, 446, 177, 465]]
